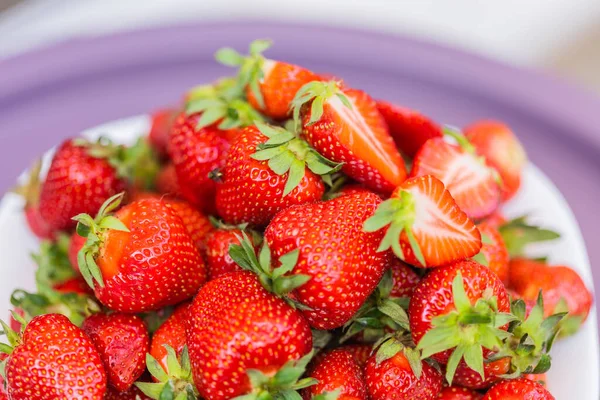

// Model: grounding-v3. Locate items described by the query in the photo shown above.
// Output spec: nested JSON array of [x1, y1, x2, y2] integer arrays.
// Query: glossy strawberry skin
[[150, 303, 189, 374], [104, 385, 152, 400], [409, 260, 510, 364], [186, 271, 312, 400], [94, 198, 206, 312], [5, 314, 106, 400], [265, 192, 392, 329], [477, 223, 510, 285], [68, 232, 86, 273], [54, 276, 94, 295], [302, 88, 407, 194], [482, 378, 554, 400], [340, 344, 373, 367], [25, 206, 54, 240], [376, 101, 442, 157], [149, 108, 179, 158], [39, 139, 126, 232], [450, 358, 510, 390], [155, 163, 183, 197], [390, 259, 421, 298], [82, 313, 149, 391], [204, 228, 247, 279], [247, 60, 319, 120], [167, 113, 234, 213], [0, 353, 7, 400], [438, 386, 483, 400], [164, 198, 213, 251], [464, 121, 527, 202], [302, 349, 368, 400], [216, 126, 325, 226], [364, 351, 443, 400]]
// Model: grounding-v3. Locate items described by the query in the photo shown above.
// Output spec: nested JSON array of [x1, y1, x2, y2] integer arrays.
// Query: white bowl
[[0, 116, 598, 399]]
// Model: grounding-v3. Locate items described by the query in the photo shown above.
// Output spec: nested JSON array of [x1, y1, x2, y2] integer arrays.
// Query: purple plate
[[1, 20, 599, 297]]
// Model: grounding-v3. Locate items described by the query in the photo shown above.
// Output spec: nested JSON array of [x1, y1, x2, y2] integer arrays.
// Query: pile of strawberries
[[0, 40, 594, 400]]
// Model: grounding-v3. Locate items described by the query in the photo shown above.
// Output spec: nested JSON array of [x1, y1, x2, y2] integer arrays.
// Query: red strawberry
[[155, 163, 183, 197], [186, 271, 313, 400], [482, 211, 506, 230], [74, 194, 206, 312], [0, 354, 7, 400], [341, 344, 373, 367], [216, 123, 338, 226], [82, 313, 149, 391], [294, 81, 407, 193], [68, 231, 86, 272], [105, 385, 152, 400], [53, 276, 94, 295], [150, 303, 189, 374], [364, 349, 443, 400], [203, 220, 259, 279], [523, 373, 547, 387], [409, 260, 511, 384], [364, 175, 482, 267], [149, 108, 179, 158], [163, 197, 213, 251], [264, 192, 392, 329], [302, 349, 368, 400], [451, 357, 510, 390], [509, 258, 593, 334], [410, 135, 501, 219], [390, 258, 421, 297], [482, 378, 554, 400], [438, 386, 483, 400], [1, 313, 106, 399], [473, 223, 510, 285], [376, 101, 443, 157], [13, 160, 54, 240], [464, 121, 527, 202], [216, 39, 319, 120]]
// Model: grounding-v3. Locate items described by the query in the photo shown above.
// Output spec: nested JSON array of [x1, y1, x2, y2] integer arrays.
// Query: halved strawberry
[[410, 134, 501, 219], [364, 175, 481, 267], [292, 81, 407, 194], [376, 101, 442, 157]]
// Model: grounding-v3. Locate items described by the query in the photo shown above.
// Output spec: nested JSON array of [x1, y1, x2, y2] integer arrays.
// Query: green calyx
[[215, 39, 272, 110], [498, 216, 560, 258], [372, 331, 423, 379], [491, 292, 565, 377], [0, 311, 26, 358], [416, 272, 517, 385], [74, 137, 161, 190], [341, 269, 410, 343], [71, 192, 129, 288], [228, 232, 311, 310], [552, 297, 584, 337], [363, 191, 426, 266], [136, 345, 199, 400], [12, 158, 43, 207], [33, 234, 76, 288], [290, 80, 351, 129], [185, 77, 266, 130], [232, 350, 317, 400], [252, 122, 342, 196]]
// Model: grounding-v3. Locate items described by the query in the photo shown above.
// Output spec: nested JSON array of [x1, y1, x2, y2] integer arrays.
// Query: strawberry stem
[[290, 80, 351, 130]]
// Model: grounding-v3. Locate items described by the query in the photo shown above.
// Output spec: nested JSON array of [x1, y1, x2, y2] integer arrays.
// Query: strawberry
[[68, 231, 86, 272], [302, 349, 368, 400], [364, 346, 443, 400], [163, 197, 213, 251], [82, 313, 149, 391], [523, 373, 547, 387], [216, 123, 339, 226], [473, 223, 510, 285], [410, 132, 501, 219], [292, 81, 407, 193], [482, 211, 506, 230], [376, 101, 443, 157], [364, 175, 481, 267], [482, 378, 554, 400], [450, 357, 510, 390], [148, 108, 179, 158], [340, 344, 373, 367], [186, 271, 313, 400], [155, 163, 182, 197], [1, 313, 107, 399], [409, 260, 512, 384], [13, 160, 54, 240], [464, 121, 527, 202], [438, 386, 483, 400], [216, 39, 319, 120], [0, 353, 7, 400], [389, 258, 421, 297], [105, 385, 152, 400], [508, 258, 593, 335], [263, 191, 392, 329], [150, 303, 189, 374], [73, 193, 206, 312]]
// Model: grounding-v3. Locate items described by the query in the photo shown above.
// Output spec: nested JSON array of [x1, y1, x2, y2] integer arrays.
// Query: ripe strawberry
[[53, 276, 94, 295], [364, 175, 481, 267], [74, 193, 206, 312], [150, 303, 189, 374], [216, 123, 339, 226], [0, 353, 7, 400], [409, 260, 511, 384], [464, 121, 527, 202], [302, 349, 368, 400], [186, 271, 313, 400], [203, 220, 259, 279], [482, 378, 554, 400], [216, 39, 319, 120], [523, 373, 547, 387], [293, 81, 407, 193], [82, 313, 149, 391], [13, 160, 54, 239], [389, 258, 421, 297], [105, 385, 152, 400], [438, 386, 483, 400], [410, 133, 501, 219], [148, 108, 179, 158], [376, 101, 443, 157], [364, 348, 443, 400], [482, 211, 506, 229], [450, 358, 510, 390], [473, 223, 510, 285], [155, 163, 182, 197], [340, 344, 373, 367], [264, 191, 392, 329], [509, 258, 593, 335], [1, 313, 106, 399], [68, 231, 86, 272]]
